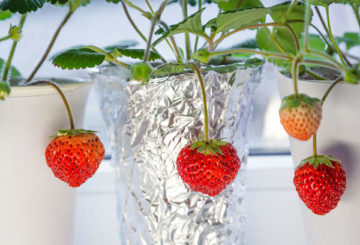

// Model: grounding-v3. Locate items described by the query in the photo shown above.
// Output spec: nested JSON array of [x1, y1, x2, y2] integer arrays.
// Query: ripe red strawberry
[[293, 155, 346, 215], [279, 94, 322, 141], [176, 139, 240, 197], [45, 129, 105, 187]]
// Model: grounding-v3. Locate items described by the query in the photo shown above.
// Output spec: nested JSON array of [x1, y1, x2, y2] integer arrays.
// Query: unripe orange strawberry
[[279, 94, 322, 141], [45, 129, 105, 187], [293, 155, 346, 215]]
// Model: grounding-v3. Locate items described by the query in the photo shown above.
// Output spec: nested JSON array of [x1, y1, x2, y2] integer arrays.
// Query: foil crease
[[92, 66, 262, 245]]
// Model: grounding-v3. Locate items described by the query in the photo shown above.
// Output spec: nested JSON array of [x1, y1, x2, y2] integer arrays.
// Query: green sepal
[[298, 155, 341, 169], [280, 93, 321, 111], [192, 48, 211, 64], [344, 68, 360, 84], [130, 62, 152, 84], [190, 138, 229, 156], [51, 129, 98, 138]]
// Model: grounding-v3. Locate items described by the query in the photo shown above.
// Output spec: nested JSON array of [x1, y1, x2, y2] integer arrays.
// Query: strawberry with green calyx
[[176, 63, 241, 196], [176, 139, 240, 197], [293, 155, 346, 215], [27, 80, 105, 187], [0, 81, 11, 100], [279, 93, 322, 141], [46, 129, 105, 187]]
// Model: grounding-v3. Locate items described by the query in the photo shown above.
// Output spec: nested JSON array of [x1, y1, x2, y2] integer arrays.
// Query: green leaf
[[47, 0, 68, 4], [336, 32, 360, 50], [110, 48, 161, 61], [215, 0, 263, 11], [0, 9, 11, 20], [312, 0, 360, 6], [0, 57, 21, 78], [214, 7, 270, 34], [0, 0, 46, 13], [256, 28, 290, 70], [270, 2, 310, 55], [52, 48, 106, 70], [153, 8, 205, 47]]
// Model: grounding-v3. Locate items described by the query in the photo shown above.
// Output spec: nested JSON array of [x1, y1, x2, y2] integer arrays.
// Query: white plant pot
[[0, 81, 92, 245], [277, 71, 360, 245]]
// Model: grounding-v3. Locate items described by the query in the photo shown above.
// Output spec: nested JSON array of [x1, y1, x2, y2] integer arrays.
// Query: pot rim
[[9, 78, 93, 98]]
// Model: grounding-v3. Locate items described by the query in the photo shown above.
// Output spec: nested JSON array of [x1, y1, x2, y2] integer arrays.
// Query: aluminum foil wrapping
[[92, 66, 262, 245]]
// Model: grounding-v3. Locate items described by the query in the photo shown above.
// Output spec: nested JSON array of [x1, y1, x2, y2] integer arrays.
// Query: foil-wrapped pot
[[92, 65, 262, 245]]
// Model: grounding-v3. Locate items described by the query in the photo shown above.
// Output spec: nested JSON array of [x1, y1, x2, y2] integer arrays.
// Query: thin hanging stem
[[321, 77, 343, 106], [325, 6, 348, 67], [27, 80, 75, 129], [292, 56, 302, 96], [183, 0, 191, 60], [312, 77, 343, 157], [26, 8, 75, 83], [190, 63, 209, 143], [2, 14, 26, 82], [313, 134, 318, 156]]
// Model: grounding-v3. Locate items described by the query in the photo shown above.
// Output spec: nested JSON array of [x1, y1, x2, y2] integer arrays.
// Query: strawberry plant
[[0, 0, 108, 187], [50, 0, 360, 204]]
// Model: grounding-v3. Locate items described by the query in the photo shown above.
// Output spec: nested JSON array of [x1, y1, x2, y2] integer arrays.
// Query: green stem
[[352, 4, 360, 29], [325, 6, 348, 67], [27, 80, 75, 129], [269, 28, 288, 55], [292, 56, 301, 96], [312, 77, 343, 157], [0, 35, 11, 42], [145, 0, 154, 14], [302, 58, 339, 70], [210, 49, 293, 61], [305, 69, 327, 80], [236, 0, 244, 9], [183, 0, 191, 60], [190, 63, 209, 143], [144, 0, 168, 63], [2, 14, 26, 82], [193, 0, 202, 52], [304, 0, 312, 50], [305, 49, 344, 70], [284, 0, 298, 20], [313, 134, 318, 157], [122, 2, 166, 63], [123, 0, 152, 20], [26, 8, 75, 83], [215, 22, 299, 50]]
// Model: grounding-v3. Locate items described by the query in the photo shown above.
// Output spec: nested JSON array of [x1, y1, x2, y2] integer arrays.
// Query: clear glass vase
[[91, 65, 262, 245]]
